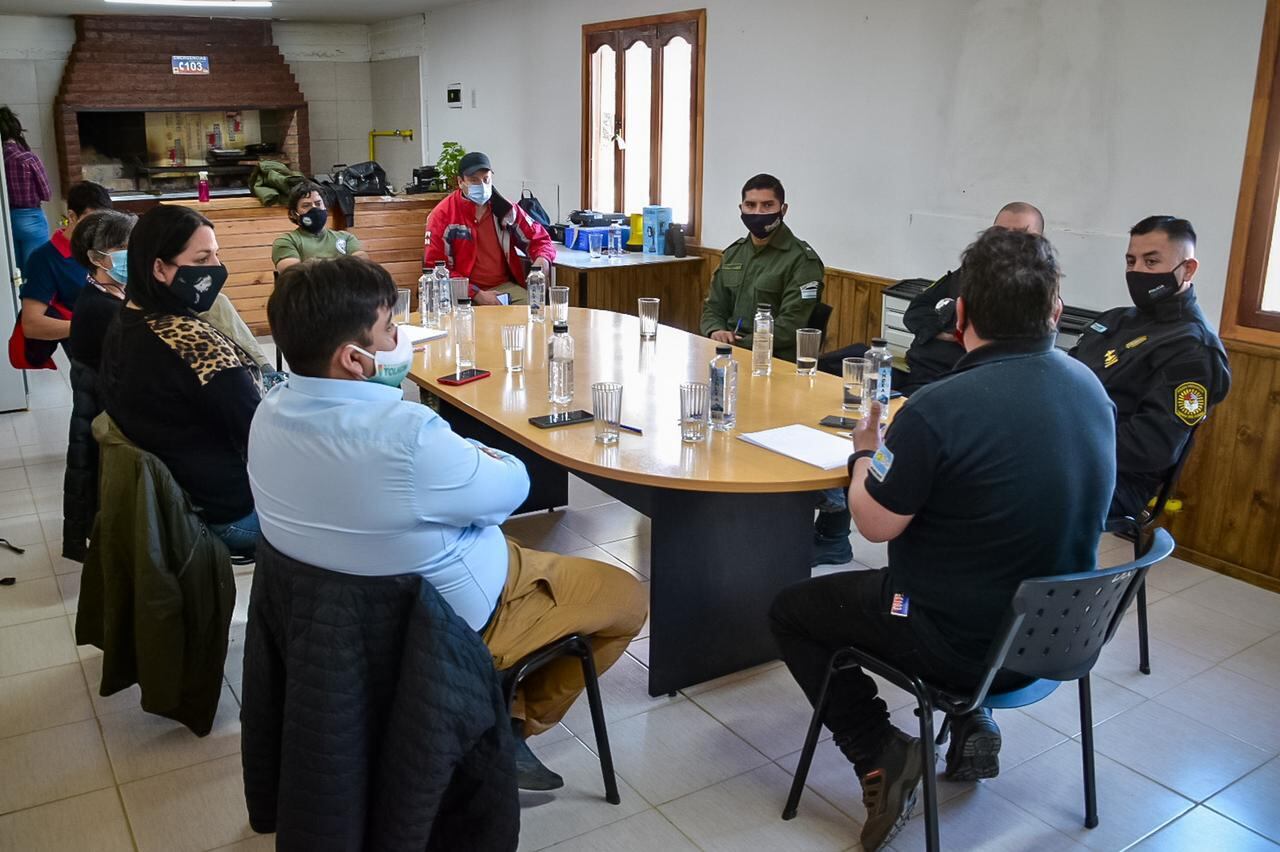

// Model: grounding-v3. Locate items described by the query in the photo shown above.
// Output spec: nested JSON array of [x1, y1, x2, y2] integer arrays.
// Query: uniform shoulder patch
[[1089, 321, 1108, 334], [799, 281, 820, 300], [869, 445, 894, 482], [1174, 382, 1209, 426], [1124, 335, 1147, 350]]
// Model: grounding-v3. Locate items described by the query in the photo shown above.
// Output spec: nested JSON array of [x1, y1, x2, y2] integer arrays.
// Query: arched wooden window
[[583, 10, 706, 238]]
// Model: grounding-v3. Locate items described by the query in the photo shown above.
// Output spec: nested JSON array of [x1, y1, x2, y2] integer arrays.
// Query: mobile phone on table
[[529, 409, 594, 429], [497, 293, 511, 305], [819, 415, 858, 429], [438, 368, 491, 386]]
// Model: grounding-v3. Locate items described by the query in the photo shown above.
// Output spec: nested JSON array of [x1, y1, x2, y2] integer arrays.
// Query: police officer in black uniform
[[811, 202, 1044, 566], [896, 202, 1045, 394], [1069, 215, 1230, 519]]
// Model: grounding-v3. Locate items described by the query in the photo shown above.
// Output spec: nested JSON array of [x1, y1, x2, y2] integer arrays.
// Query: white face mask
[[347, 327, 412, 387]]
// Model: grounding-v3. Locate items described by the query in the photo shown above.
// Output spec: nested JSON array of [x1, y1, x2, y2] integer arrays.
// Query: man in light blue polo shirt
[[247, 256, 647, 792]]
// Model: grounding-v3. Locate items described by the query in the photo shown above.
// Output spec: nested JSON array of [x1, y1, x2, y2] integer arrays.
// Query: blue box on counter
[[562, 225, 630, 252], [643, 206, 672, 254]]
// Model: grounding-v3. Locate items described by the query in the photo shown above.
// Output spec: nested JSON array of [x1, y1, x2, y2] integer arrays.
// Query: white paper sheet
[[737, 424, 852, 470]]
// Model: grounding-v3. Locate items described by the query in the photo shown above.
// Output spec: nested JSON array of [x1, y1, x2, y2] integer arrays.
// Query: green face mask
[[348, 329, 412, 387]]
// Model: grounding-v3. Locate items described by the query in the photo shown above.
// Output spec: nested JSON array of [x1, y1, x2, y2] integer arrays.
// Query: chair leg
[[1136, 579, 1151, 675], [1078, 676, 1098, 829], [913, 700, 941, 852], [934, 714, 951, 748], [782, 663, 837, 820], [575, 638, 621, 805]]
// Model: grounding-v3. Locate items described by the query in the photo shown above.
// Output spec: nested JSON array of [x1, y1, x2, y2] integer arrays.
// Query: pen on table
[[618, 423, 644, 435], [733, 318, 743, 337]]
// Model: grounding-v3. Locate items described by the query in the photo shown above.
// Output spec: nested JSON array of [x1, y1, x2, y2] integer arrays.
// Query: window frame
[[581, 9, 707, 240], [1223, 0, 1280, 344]]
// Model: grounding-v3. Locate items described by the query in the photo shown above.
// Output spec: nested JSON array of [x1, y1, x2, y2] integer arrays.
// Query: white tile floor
[[2, 357, 1279, 851]]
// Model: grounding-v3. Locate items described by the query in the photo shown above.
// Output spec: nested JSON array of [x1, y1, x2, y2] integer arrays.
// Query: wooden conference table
[[408, 306, 897, 695]]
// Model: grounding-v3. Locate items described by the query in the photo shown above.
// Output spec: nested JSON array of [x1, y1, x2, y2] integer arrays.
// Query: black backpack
[[334, 161, 389, 196], [518, 189, 551, 227]]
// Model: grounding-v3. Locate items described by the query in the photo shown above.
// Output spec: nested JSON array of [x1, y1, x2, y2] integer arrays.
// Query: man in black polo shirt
[[1069, 215, 1230, 519], [771, 227, 1115, 851]]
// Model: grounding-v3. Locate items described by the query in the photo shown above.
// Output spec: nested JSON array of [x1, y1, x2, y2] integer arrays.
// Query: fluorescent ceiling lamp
[[105, 0, 272, 6]]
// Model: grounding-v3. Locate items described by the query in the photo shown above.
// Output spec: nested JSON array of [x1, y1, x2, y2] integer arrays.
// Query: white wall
[[0, 15, 75, 228], [422, 0, 1266, 326]]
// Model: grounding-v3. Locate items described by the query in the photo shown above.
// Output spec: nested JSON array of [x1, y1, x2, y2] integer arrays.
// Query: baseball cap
[[459, 151, 492, 177]]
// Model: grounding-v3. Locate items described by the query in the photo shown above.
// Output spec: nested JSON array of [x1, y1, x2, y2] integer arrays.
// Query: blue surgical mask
[[347, 327, 413, 387], [465, 181, 492, 205], [107, 250, 129, 285]]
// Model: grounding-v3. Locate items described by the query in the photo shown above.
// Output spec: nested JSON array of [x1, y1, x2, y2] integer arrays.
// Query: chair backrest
[[974, 529, 1175, 689], [1143, 424, 1200, 527], [810, 301, 834, 345]]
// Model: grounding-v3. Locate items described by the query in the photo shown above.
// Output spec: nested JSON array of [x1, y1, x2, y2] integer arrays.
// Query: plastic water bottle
[[549, 322, 575, 405], [433, 261, 452, 317], [864, 337, 894, 428], [453, 298, 475, 369], [527, 268, 546, 322], [751, 303, 774, 376], [709, 344, 738, 431], [419, 268, 438, 328]]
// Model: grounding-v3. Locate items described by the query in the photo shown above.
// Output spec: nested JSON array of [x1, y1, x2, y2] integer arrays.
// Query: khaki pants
[[482, 539, 648, 735], [478, 281, 529, 305]]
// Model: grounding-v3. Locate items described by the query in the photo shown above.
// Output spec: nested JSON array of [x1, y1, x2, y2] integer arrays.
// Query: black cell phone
[[438, 368, 491, 386], [819, 415, 859, 429], [529, 409, 595, 429]]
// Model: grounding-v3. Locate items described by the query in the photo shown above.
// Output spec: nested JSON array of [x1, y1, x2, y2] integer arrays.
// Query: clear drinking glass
[[680, 382, 709, 442], [501, 323, 526, 372], [448, 277, 470, 306], [588, 231, 605, 259], [796, 328, 822, 376], [592, 382, 623, 444], [549, 286, 570, 324], [842, 357, 870, 415], [393, 288, 411, 324], [638, 297, 660, 339]]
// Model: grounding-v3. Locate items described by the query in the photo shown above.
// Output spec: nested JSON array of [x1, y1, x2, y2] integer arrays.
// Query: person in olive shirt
[[272, 181, 369, 271], [1069, 215, 1230, 519], [700, 173, 824, 362]]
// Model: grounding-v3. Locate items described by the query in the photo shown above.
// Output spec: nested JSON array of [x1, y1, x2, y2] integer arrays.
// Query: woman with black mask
[[100, 205, 264, 557]]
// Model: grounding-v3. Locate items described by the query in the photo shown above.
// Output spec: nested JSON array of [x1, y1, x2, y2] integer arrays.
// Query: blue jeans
[[208, 510, 260, 558], [817, 487, 847, 513], [10, 207, 50, 271]]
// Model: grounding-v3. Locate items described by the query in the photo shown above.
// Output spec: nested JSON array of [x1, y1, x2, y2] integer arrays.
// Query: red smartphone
[[438, 368, 491, 386]]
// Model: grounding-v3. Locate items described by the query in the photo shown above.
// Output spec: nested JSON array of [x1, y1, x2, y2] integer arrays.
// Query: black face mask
[[741, 211, 783, 240], [1126, 260, 1186, 310], [169, 264, 228, 313], [298, 207, 328, 235]]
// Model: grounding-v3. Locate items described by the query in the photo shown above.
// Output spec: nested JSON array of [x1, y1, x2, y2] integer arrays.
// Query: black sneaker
[[514, 735, 565, 791], [943, 708, 1002, 781], [859, 729, 923, 851]]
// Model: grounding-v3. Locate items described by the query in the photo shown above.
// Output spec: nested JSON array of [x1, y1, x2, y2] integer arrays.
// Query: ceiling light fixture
[[104, 0, 272, 7]]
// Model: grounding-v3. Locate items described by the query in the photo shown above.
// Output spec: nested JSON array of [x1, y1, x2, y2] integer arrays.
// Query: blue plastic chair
[[781, 529, 1176, 851]]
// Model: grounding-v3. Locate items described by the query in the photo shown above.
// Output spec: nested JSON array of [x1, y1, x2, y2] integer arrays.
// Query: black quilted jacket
[[240, 539, 519, 852], [62, 360, 101, 561]]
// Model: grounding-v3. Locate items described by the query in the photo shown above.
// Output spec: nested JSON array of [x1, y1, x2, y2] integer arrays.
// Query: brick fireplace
[[54, 15, 310, 193]]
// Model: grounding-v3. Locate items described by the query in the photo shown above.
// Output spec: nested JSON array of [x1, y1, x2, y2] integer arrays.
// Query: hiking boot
[[943, 708, 1002, 781], [812, 534, 853, 566], [859, 729, 923, 851], [512, 720, 564, 791]]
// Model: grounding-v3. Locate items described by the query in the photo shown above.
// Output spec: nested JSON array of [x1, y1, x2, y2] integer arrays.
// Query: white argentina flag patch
[[800, 281, 820, 300]]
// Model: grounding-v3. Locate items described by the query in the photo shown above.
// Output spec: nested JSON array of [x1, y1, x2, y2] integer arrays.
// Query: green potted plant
[[435, 142, 466, 191]]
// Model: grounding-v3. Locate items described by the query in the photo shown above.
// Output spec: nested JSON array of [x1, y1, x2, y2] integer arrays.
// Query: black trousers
[[769, 568, 1006, 768]]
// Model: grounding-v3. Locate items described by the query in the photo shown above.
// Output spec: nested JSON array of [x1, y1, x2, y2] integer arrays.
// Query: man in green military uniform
[[273, 181, 370, 272], [700, 174, 825, 361]]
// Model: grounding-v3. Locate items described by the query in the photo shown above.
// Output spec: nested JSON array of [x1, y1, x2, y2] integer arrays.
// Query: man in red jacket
[[424, 152, 556, 305]]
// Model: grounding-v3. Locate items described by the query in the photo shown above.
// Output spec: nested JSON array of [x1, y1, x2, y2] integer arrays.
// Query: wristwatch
[[847, 449, 876, 477]]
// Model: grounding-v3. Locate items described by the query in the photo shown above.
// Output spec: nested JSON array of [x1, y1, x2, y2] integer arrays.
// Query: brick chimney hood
[[55, 15, 310, 191]]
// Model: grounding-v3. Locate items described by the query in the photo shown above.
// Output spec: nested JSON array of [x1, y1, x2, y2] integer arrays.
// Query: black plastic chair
[[810, 301, 834, 348], [1113, 426, 1198, 675], [781, 529, 1175, 852], [501, 633, 621, 805]]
